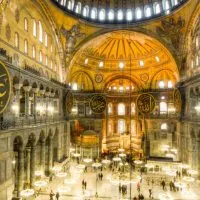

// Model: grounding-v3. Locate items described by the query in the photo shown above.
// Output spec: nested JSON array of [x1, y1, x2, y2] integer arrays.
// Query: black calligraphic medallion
[[136, 93, 155, 115], [0, 61, 11, 114], [90, 95, 106, 114], [66, 92, 74, 113]]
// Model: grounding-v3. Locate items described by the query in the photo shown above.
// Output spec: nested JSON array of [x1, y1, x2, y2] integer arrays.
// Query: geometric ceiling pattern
[[72, 30, 175, 71]]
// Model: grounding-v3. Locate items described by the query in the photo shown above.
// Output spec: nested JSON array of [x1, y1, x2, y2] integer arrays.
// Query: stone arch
[[150, 69, 178, 89], [70, 71, 94, 91], [103, 75, 141, 91]]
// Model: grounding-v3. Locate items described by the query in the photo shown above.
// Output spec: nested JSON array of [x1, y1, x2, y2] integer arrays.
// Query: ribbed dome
[[52, 0, 188, 24]]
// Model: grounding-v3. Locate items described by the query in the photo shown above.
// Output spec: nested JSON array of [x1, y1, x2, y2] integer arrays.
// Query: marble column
[[32, 88, 39, 120], [40, 139, 46, 172], [30, 146, 36, 188], [23, 86, 32, 118], [13, 83, 22, 118], [17, 148, 24, 197], [26, 148, 31, 186], [48, 137, 53, 175]]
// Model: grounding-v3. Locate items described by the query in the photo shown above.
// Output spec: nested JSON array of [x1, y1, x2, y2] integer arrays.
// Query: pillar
[[32, 88, 39, 120], [40, 139, 46, 172], [30, 146, 36, 188], [17, 148, 24, 197], [13, 84, 22, 118], [23, 86, 32, 118], [26, 148, 31, 186], [48, 137, 53, 174]]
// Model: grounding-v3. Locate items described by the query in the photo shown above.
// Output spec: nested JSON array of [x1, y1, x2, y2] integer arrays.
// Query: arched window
[[15, 32, 19, 48], [136, 8, 142, 19], [82, 5, 89, 17], [45, 56, 48, 66], [168, 80, 173, 88], [161, 123, 167, 130], [172, 0, 178, 6], [196, 55, 199, 66], [67, 0, 72, 10], [38, 21, 43, 42], [108, 120, 113, 136], [45, 32, 48, 47], [126, 9, 133, 21], [119, 86, 124, 92], [75, 2, 81, 13], [50, 60, 53, 69], [39, 51, 43, 63], [118, 119, 125, 134], [99, 9, 105, 21], [131, 120, 136, 135], [60, 0, 66, 6], [24, 39, 28, 54], [118, 103, 125, 115], [163, 0, 170, 10], [145, 6, 152, 17], [160, 102, 167, 114], [131, 103, 135, 115], [196, 37, 199, 48], [108, 9, 114, 20], [154, 3, 161, 14], [24, 18, 28, 31], [91, 7, 97, 19], [108, 103, 113, 114], [33, 19, 37, 37], [117, 9, 123, 21], [158, 80, 165, 89], [72, 83, 78, 90], [32, 45, 36, 59]]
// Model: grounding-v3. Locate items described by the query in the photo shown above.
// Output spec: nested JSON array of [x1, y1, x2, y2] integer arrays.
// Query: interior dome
[[52, 0, 188, 24], [71, 30, 176, 71], [69, 30, 179, 91]]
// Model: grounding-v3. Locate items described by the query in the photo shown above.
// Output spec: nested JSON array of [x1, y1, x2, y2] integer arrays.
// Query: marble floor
[[32, 162, 200, 200]]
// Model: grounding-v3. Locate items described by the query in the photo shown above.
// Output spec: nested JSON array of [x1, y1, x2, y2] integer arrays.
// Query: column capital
[[14, 83, 23, 90], [45, 91, 51, 97], [23, 86, 32, 92], [32, 88, 39, 94], [40, 89, 45, 95]]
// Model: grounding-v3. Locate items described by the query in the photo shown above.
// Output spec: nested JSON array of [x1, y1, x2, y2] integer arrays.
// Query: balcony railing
[[0, 116, 64, 130]]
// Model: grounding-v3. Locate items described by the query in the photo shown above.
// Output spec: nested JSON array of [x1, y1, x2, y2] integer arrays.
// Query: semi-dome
[[52, 0, 188, 24]]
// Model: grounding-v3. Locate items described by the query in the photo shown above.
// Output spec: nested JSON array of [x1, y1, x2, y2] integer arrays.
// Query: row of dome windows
[[56, 0, 184, 22], [70, 80, 173, 91], [14, 33, 58, 71]]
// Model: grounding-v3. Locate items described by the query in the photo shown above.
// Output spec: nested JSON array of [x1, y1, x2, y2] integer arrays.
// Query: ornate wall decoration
[[90, 95, 106, 114], [15, 8, 20, 23], [140, 73, 149, 83], [0, 13, 3, 33], [0, 0, 8, 13], [5, 23, 11, 41], [173, 88, 182, 113], [136, 93, 155, 115], [65, 92, 74, 113], [156, 17, 185, 50], [0, 61, 11, 114], [61, 24, 85, 61], [95, 74, 103, 83]]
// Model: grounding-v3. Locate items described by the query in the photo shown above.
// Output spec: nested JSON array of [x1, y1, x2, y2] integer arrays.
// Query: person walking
[[149, 189, 152, 199], [56, 192, 60, 200], [49, 190, 55, 200], [84, 181, 87, 190]]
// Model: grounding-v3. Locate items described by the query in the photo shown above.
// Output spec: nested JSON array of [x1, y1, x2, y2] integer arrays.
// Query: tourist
[[49, 190, 55, 200], [56, 192, 60, 200]]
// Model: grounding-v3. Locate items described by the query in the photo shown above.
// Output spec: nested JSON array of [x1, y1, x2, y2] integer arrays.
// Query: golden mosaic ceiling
[[72, 30, 175, 71]]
